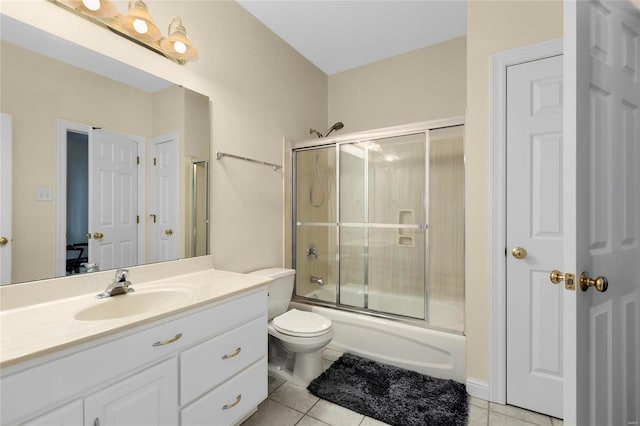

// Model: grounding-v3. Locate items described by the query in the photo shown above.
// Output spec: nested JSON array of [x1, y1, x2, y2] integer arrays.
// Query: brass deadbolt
[[165, 229, 173, 236]]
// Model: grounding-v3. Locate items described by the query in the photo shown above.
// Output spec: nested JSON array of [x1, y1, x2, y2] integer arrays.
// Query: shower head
[[309, 128, 324, 138], [323, 121, 344, 137]]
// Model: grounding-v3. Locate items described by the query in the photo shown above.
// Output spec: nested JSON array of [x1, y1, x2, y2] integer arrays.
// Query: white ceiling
[[236, 0, 467, 75]]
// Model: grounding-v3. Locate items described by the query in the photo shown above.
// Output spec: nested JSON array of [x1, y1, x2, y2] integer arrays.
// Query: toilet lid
[[272, 309, 332, 336]]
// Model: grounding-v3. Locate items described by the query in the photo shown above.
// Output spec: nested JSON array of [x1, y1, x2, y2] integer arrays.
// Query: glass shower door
[[339, 134, 427, 319], [293, 147, 337, 304]]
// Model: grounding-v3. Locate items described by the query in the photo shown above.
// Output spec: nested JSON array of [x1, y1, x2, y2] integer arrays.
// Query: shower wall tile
[[428, 130, 465, 306]]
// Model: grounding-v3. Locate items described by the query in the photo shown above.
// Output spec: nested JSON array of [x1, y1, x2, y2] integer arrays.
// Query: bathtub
[[291, 283, 465, 383]]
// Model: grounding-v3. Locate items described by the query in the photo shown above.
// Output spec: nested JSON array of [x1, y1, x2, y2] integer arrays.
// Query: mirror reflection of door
[[151, 134, 178, 263], [89, 129, 139, 272], [59, 122, 143, 276]]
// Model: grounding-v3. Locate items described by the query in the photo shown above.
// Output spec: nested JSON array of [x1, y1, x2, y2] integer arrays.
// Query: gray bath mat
[[307, 353, 468, 426]]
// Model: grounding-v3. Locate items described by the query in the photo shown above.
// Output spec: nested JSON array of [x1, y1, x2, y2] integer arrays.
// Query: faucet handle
[[115, 269, 129, 281]]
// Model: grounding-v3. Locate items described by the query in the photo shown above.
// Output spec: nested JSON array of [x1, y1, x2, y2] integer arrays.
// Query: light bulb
[[133, 19, 148, 34], [174, 41, 187, 54], [82, 0, 101, 11]]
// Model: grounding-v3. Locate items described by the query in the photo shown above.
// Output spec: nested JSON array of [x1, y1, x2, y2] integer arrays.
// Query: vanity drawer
[[180, 316, 267, 405], [180, 357, 267, 426]]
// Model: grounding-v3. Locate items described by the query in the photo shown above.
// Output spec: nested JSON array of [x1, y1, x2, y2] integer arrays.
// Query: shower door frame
[[290, 117, 465, 331]]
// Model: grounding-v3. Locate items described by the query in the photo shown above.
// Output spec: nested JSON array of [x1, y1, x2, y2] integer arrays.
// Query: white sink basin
[[75, 288, 195, 321]]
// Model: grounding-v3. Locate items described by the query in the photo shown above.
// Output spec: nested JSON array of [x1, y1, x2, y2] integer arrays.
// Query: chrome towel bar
[[216, 151, 282, 171]]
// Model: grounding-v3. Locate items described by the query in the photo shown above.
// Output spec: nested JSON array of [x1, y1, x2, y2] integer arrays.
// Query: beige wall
[[1, 0, 328, 276], [465, 0, 562, 382], [328, 37, 466, 133]]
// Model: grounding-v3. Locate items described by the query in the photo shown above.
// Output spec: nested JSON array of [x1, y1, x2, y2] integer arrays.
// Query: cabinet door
[[22, 400, 83, 426], [84, 359, 178, 426]]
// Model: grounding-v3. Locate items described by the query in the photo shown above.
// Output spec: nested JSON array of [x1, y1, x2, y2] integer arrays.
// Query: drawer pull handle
[[222, 347, 242, 359], [222, 394, 242, 410], [152, 333, 182, 347], [93, 418, 100, 426]]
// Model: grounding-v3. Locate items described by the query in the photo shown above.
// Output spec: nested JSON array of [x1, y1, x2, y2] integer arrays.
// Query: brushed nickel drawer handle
[[152, 333, 182, 347], [222, 394, 242, 410], [221, 347, 242, 359]]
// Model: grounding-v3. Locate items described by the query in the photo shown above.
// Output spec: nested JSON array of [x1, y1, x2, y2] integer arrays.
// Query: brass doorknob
[[511, 247, 527, 259], [579, 272, 608, 292], [0, 236, 8, 246], [165, 229, 173, 236], [93, 232, 104, 240], [86, 233, 92, 240]]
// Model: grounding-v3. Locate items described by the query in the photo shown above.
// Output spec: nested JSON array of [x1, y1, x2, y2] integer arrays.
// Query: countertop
[[0, 269, 271, 369]]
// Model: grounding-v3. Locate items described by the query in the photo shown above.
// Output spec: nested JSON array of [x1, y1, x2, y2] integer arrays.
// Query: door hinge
[[136, 215, 139, 224], [137, 156, 140, 165], [153, 157, 157, 166]]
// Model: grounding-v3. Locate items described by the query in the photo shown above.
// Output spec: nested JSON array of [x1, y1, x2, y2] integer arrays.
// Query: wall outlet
[[36, 187, 52, 201]]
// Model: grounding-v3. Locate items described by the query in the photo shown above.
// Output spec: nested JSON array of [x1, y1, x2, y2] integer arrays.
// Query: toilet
[[249, 268, 334, 386]]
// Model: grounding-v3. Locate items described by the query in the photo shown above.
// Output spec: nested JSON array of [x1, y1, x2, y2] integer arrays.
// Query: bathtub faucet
[[311, 276, 325, 286]]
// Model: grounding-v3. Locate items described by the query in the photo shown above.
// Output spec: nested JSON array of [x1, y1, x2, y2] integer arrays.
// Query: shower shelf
[[216, 151, 282, 171]]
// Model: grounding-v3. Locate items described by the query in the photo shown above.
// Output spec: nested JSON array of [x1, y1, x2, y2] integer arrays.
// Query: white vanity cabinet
[[84, 358, 178, 426], [2, 288, 268, 426]]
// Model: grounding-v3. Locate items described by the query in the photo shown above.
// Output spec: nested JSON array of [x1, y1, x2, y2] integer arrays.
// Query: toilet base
[[267, 355, 324, 387], [268, 335, 328, 387]]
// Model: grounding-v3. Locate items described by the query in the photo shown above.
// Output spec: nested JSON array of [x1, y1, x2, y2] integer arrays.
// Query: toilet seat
[[272, 309, 332, 338]]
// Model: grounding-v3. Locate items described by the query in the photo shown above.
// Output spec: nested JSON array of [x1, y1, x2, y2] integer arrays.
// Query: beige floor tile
[[322, 359, 334, 371], [268, 374, 285, 395], [322, 348, 343, 362], [489, 412, 540, 426], [469, 396, 489, 409], [489, 403, 552, 426], [307, 399, 365, 426], [270, 382, 320, 413], [242, 399, 304, 426], [551, 418, 563, 426], [468, 405, 489, 426], [296, 415, 330, 426], [360, 416, 390, 425]]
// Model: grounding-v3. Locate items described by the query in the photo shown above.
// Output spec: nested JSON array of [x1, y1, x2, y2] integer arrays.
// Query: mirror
[[0, 15, 210, 284]]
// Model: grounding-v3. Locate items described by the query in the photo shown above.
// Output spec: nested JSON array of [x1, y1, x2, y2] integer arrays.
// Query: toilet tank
[[248, 268, 296, 320]]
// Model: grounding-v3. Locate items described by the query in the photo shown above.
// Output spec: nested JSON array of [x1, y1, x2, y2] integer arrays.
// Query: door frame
[[488, 39, 563, 404], [0, 113, 12, 285], [55, 120, 146, 276]]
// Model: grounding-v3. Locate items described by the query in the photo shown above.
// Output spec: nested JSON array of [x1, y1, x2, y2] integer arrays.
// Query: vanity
[[0, 263, 271, 426]]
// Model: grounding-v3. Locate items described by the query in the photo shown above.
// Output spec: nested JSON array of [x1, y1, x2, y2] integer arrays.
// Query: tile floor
[[242, 349, 564, 426]]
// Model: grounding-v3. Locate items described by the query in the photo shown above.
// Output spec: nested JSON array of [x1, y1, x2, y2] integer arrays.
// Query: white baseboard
[[466, 378, 490, 401]]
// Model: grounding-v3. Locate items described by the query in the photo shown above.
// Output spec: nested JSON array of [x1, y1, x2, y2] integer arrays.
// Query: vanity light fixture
[[52, 0, 198, 65], [160, 16, 198, 62], [119, 0, 162, 43], [67, 0, 117, 18]]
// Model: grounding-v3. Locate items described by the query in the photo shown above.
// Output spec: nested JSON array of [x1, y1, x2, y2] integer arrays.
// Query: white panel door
[[89, 129, 138, 271], [0, 113, 11, 285], [506, 55, 564, 418], [151, 135, 178, 263], [565, 1, 640, 425]]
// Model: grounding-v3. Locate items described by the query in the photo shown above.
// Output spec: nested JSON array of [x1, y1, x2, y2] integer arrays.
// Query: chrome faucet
[[310, 276, 325, 286], [96, 269, 134, 299]]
